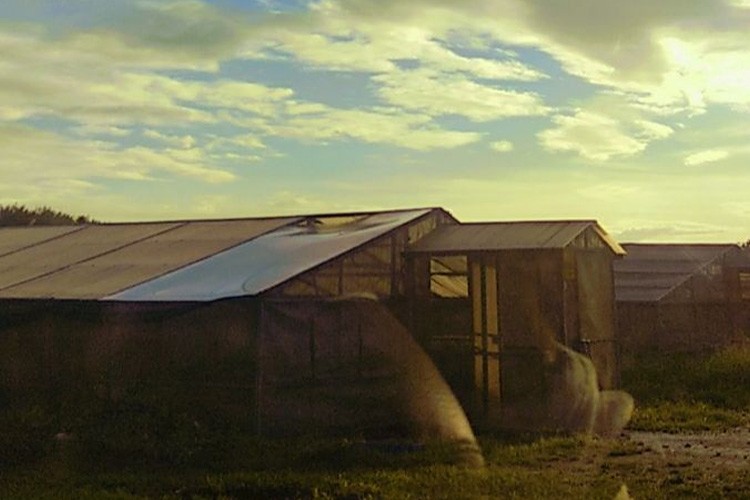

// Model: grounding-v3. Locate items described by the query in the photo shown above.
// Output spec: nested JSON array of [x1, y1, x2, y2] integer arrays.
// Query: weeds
[[628, 401, 748, 432], [622, 345, 750, 432]]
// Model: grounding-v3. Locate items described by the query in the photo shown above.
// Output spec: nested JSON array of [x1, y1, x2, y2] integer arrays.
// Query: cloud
[[262, 105, 482, 150], [538, 109, 673, 161], [144, 129, 197, 149], [207, 134, 267, 150], [489, 140, 514, 153], [71, 124, 132, 137], [1, 13, 495, 161], [536, 94, 674, 161], [0, 30, 218, 125], [373, 68, 549, 122], [613, 221, 731, 242], [253, 1, 545, 80], [521, 1, 721, 81], [239, 0, 553, 125], [684, 149, 730, 166], [297, 0, 750, 118], [53, 0, 252, 68], [0, 124, 235, 192], [4, 0, 750, 228]]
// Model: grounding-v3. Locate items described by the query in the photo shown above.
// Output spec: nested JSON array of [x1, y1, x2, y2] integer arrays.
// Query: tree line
[[0, 204, 97, 227]]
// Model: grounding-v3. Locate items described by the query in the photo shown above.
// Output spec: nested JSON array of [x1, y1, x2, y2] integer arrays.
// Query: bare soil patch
[[626, 427, 750, 470]]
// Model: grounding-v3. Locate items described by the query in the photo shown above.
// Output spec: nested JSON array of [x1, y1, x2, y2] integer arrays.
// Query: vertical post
[[338, 259, 344, 295], [309, 319, 316, 382], [480, 262, 490, 414], [484, 256, 500, 404], [357, 322, 363, 378], [254, 300, 264, 438], [390, 234, 399, 297], [690, 277, 699, 350], [471, 258, 487, 414]]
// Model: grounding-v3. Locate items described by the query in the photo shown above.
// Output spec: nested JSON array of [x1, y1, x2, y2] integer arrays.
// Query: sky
[[1, 0, 749, 242]]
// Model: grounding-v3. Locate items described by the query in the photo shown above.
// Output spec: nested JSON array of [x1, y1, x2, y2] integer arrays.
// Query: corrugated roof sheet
[[0, 223, 182, 294], [0, 218, 299, 300], [0, 226, 84, 257], [107, 209, 432, 302], [614, 244, 737, 302], [407, 220, 625, 254]]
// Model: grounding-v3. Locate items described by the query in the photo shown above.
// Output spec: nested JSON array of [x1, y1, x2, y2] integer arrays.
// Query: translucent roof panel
[[0, 226, 83, 257], [408, 221, 625, 255], [107, 209, 432, 302], [0, 218, 298, 299], [614, 243, 737, 302], [0, 223, 181, 293]]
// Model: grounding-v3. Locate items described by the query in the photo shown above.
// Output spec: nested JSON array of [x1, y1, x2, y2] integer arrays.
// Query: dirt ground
[[570, 427, 750, 498], [626, 428, 750, 470], [514, 427, 750, 498]]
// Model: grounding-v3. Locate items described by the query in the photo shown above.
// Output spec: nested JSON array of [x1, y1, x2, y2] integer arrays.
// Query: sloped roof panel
[[614, 243, 737, 302], [615, 287, 672, 302], [0, 218, 299, 299], [407, 220, 624, 254], [618, 244, 734, 263], [0, 226, 84, 257], [107, 209, 432, 302], [0, 223, 181, 293]]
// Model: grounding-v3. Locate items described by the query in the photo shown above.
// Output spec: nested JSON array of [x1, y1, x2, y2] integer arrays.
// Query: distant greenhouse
[[614, 243, 750, 354]]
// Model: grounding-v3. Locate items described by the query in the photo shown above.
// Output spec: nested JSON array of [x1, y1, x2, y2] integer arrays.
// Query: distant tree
[[0, 204, 97, 226]]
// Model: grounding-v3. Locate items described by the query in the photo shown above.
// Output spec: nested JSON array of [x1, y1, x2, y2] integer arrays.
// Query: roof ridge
[[621, 242, 739, 247], [457, 219, 597, 225], [91, 207, 444, 226]]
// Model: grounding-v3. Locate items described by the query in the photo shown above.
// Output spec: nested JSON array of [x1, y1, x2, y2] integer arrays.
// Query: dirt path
[[540, 427, 750, 497], [625, 428, 750, 470]]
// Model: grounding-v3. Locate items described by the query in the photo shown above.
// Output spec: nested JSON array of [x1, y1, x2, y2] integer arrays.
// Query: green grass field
[[2, 345, 749, 499], [622, 344, 750, 432]]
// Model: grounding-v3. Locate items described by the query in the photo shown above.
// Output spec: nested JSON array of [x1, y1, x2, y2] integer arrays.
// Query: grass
[[629, 401, 748, 432], [2, 344, 750, 498], [2, 433, 749, 499], [0, 437, 633, 499], [621, 344, 750, 432]]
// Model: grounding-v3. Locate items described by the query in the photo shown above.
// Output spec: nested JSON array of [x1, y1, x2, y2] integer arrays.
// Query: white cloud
[[613, 220, 731, 243], [373, 68, 549, 122], [538, 109, 673, 161], [684, 149, 730, 166], [0, 124, 235, 192], [293, 0, 750, 118], [253, 4, 546, 81], [0, 15, 497, 164], [263, 106, 482, 150], [489, 140, 514, 152], [71, 124, 133, 137], [207, 134, 267, 150], [144, 129, 197, 149]]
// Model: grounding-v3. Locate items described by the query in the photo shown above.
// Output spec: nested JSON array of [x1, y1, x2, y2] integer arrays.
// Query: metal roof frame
[[406, 219, 625, 255], [614, 243, 739, 302]]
